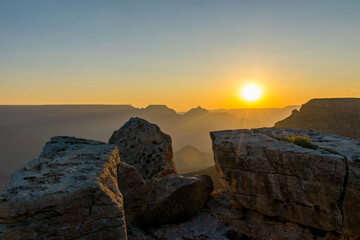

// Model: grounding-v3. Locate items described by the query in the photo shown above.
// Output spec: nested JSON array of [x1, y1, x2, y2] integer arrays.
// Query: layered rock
[[0, 136, 127, 240], [275, 98, 360, 139], [255, 128, 360, 237], [141, 174, 213, 227], [211, 127, 360, 238], [109, 117, 176, 180]]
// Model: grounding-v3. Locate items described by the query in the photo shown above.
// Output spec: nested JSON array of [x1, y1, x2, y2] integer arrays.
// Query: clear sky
[[1, 0, 359, 111]]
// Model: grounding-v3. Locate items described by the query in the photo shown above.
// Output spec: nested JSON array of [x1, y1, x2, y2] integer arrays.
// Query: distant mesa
[[275, 98, 360, 139], [143, 104, 177, 116]]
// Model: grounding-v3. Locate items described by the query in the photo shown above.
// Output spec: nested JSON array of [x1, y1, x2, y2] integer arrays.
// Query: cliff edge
[[275, 98, 360, 139]]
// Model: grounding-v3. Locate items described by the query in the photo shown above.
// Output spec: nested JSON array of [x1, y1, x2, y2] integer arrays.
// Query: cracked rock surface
[[211, 128, 360, 237], [0, 136, 127, 240]]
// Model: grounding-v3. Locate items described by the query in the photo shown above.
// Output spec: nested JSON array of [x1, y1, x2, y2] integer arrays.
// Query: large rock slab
[[211, 128, 360, 237], [0, 136, 127, 240], [117, 162, 150, 225], [141, 174, 213, 227], [109, 117, 176, 180], [254, 127, 360, 236]]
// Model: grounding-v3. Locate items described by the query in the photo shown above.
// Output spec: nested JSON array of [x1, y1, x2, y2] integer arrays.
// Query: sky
[[1, 0, 359, 111]]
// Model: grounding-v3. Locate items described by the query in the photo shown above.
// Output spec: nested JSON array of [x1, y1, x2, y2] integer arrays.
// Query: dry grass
[[283, 134, 318, 150]]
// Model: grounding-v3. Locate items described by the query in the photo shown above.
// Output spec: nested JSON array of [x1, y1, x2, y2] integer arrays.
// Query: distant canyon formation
[[0, 104, 296, 189], [275, 98, 360, 139]]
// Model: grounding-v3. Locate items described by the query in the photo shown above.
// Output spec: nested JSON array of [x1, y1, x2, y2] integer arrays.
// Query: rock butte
[[275, 98, 360, 139], [0, 116, 359, 239]]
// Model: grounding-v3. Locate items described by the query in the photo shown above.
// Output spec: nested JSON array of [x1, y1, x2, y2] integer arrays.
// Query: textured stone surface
[[206, 190, 344, 240], [141, 174, 213, 227], [275, 98, 360, 139], [131, 190, 346, 240], [211, 128, 360, 237], [109, 117, 176, 180], [117, 162, 150, 225], [0, 136, 127, 240], [254, 127, 360, 237]]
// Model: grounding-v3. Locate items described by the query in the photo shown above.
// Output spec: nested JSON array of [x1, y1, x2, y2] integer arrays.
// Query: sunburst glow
[[240, 84, 262, 102]]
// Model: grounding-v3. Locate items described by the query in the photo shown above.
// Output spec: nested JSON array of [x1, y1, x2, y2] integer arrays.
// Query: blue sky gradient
[[1, 1, 359, 110]]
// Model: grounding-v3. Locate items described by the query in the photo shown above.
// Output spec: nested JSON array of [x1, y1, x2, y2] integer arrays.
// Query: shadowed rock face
[[211, 128, 360, 238], [109, 117, 176, 180], [275, 98, 360, 139], [117, 162, 150, 225], [141, 174, 213, 227], [0, 136, 127, 240]]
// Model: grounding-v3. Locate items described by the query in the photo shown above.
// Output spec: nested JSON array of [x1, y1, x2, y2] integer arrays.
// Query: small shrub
[[283, 134, 318, 150]]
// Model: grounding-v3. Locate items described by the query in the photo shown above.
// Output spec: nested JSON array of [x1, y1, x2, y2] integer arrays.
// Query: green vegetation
[[283, 134, 318, 150]]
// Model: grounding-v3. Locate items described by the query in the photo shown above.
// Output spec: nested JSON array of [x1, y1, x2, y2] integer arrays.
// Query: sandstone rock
[[275, 98, 360, 139], [137, 189, 343, 240], [211, 128, 360, 238], [254, 127, 360, 237], [206, 190, 343, 240], [0, 136, 127, 240], [141, 174, 213, 227], [117, 162, 150, 225], [109, 117, 176, 180]]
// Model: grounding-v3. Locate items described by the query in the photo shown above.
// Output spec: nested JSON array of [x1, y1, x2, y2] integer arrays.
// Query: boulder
[[0, 136, 127, 240], [141, 174, 213, 226], [117, 162, 150, 225], [211, 128, 360, 238], [109, 117, 176, 180]]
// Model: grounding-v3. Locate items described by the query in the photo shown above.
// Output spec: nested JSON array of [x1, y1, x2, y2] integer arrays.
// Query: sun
[[240, 84, 262, 102]]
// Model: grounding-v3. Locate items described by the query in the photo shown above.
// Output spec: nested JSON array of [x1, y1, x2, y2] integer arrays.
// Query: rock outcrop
[[4, 114, 359, 240], [117, 162, 150, 225], [275, 98, 360, 139], [141, 174, 213, 227], [211, 127, 360, 238], [0, 118, 214, 240], [0, 136, 127, 240], [109, 117, 176, 180]]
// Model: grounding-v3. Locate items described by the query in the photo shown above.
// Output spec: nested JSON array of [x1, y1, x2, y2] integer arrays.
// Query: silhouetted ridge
[[184, 106, 209, 116], [143, 105, 177, 116], [275, 98, 360, 139]]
